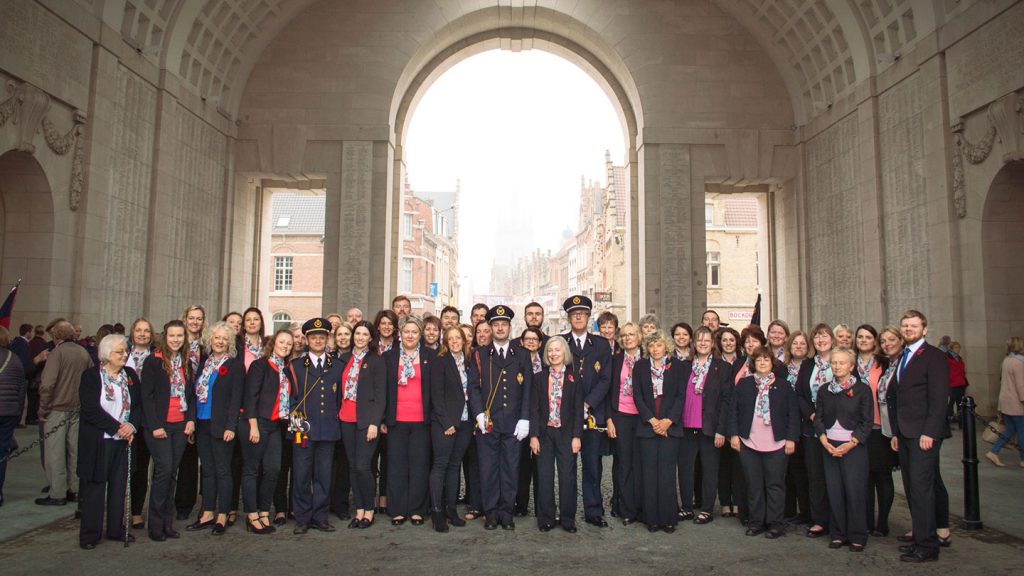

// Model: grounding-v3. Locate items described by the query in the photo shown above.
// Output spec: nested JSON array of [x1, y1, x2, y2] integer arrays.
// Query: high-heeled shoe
[[245, 517, 273, 535], [186, 517, 215, 531], [273, 514, 287, 527], [937, 534, 952, 547], [359, 517, 374, 529], [258, 514, 276, 533]]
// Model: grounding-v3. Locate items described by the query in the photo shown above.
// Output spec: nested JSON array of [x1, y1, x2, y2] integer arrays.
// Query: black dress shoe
[[226, 513, 237, 528], [149, 533, 166, 542], [563, 523, 578, 533], [539, 523, 553, 532], [311, 521, 336, 532], [348, 518, 361, 529], [65, 491, 78, 503], [165, 530, 181, 539], [211, 523, 226, 535], [293, 524, 309, 535], [514, 507, 528, 517], [765, 528, 786, 539], [746, 526, 766, 536], [662, 525, 676, 534], [273, 516, 287, 527], [501, 520, 515, 530], [828, 539, 847, 549], [900, 550, 938, 563], [899, 544, 916, 554], [34, 497, 66, 506], [484, 520, 498, 530], [186, 518, 215, 531], [896, 533, 915, 543], [391, 517, 406, 526], [80, 542, 96, 550], [938, 535, 952, 547], [410, 517, 424, 526], [585, 516, 609, 528], [359, 518, 374, 529]]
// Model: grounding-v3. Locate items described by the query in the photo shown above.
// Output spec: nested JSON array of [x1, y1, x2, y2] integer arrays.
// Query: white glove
[[514, 419, 530, 441], [476, 413, 488, 434]]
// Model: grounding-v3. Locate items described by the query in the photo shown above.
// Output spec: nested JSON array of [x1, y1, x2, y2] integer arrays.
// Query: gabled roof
[[271, 194, 325, 235]]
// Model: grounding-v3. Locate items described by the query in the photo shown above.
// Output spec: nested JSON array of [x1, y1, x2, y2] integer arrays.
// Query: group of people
[[0, 296, 967, 564]]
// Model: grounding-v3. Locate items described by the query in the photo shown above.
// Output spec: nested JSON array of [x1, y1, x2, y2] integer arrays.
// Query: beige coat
[[999, 355, 1024, 416], [38, 341, 94, 419]]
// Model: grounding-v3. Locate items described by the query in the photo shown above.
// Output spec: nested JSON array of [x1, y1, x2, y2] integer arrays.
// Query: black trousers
[[803, 437, 830, 528], [291, 439, 334, 526], [464, 438, 482, 510], [536, 426, 578, 528], [515, 438, 538, 513], [330, 438, 350, 516], [373, 435, 388, 502], [146, 422, 187, 538], [823, 440, 868, 545], [341, 422, 379, 511], [718, 444, 748, 519], [196, 421, 235, 515], [785, 437, 810, 521], [866, 429, 895, 533], [580, 429, 605, 518], [386, 422, 431, 518], [273, 419, 293, 516], [898, 436, 944, 553], [679, 429, 721, 515], [430, 420, 473, 514], [639, 435, 679, 527], [230, 441, 242, 512], [739, 444, 788, 531], [477, 431, 521, 523], [241, 418, 281, 513], [609, 412, 640, 521], [129, 425, 151, 517], [174, 440, 199, 515], [80, 439, 129, 546]]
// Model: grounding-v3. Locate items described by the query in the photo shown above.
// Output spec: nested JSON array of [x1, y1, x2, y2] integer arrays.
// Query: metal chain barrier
[[1, 412, 79, 464]]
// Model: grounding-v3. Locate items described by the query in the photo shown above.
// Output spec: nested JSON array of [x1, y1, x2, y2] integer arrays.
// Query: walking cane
[[125, 440, 132, 548]]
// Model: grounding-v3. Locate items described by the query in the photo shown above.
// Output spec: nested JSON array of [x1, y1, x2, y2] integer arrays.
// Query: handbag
[[981, 418, 1003, 445]]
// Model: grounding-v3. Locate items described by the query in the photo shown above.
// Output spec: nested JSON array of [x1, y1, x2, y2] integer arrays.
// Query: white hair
[[98, 334, 129, 364]]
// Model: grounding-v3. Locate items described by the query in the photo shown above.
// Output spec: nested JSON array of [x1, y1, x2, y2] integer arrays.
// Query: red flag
[[0, 280, 20, 328]]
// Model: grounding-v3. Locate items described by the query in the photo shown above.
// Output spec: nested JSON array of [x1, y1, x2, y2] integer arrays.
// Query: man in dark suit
[[468, 305, 532, 530], [289, 318, 343, 534], [561, 295, 612, 527], [888, 310, 949, 563]]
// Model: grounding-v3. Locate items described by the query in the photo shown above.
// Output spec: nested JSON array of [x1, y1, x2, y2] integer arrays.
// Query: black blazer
[[886, 342, 950, 439], [429, 352, 478, 430], [814, 381, 873, 444], [243, 356, 295, 421], [141, 354, 196, 431], [730, 373, 799, 442], [384, 346, 435, 425], [77, 367, 143, 482], [194, 355, 244, 436], [529, 366, 584, 439], [632, 357, 685, 438], [796, 357, 824, 437], [606, 349, 645, 415], [561, 333, 613, 422], [338, 351, 386, 430], [678, 357, 734, 438]]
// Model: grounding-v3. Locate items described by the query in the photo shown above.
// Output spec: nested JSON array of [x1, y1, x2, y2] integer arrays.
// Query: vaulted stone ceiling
[[87, 0, 971, 124]]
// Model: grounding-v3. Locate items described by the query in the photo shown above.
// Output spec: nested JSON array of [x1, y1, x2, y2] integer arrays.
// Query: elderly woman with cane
[[78, 334, 142, 549]]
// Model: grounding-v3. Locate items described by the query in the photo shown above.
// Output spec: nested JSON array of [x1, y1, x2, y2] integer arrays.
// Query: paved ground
[[1, 424, 1022, 575]]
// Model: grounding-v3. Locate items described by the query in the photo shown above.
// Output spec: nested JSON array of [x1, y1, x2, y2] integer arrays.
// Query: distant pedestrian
[[986, 337, 1024, 468]]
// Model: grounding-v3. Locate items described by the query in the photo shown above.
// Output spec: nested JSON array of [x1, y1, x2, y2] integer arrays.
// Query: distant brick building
[[265, 193, 325, 330]]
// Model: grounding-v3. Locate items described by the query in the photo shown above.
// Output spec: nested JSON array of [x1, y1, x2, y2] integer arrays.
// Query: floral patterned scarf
[[622, 350, 640, 397], [270, 355, 290, 418], [856, 355, 875, 385], [651, 357, 667, 397], [169, 354, 188, 412], [828, 374, 858, 395], [101, 368, 131, 424], [188, 339, 202, 373], [548, 366, 565, 427], [345, 350, 367, 401], [692, 355, 712, 395], [454, 352, 469, 421], [196, 354, 229, 404], [810, 356, 832, 404], [754, 372, 775, 426], [398, 347, 418, 386]]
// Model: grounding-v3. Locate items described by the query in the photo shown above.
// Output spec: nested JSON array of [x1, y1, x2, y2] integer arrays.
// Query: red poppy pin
[[361, 362, 368, 369], [567, 374, 574, 382], [915, 348, 924, 357], [218, 365, 229, 376], [845, 389, 854, 398]]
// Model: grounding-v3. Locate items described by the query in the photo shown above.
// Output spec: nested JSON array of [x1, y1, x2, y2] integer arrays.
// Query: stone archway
[[980, 160, 1024, 412], [0, 150, 55, 326], [387, 26, 642, 317]]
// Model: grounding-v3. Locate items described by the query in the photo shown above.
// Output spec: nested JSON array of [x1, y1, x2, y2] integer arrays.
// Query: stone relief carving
[[0, 80, 87, 210], [951, 92, 1023, 218]]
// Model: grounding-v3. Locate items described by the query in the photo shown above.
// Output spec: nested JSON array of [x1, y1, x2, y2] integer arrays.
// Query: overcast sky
[[404, 50, 626, 308]]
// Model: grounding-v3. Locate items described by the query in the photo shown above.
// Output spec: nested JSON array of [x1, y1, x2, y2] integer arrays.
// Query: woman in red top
[[241, 329, 295, 534], [384, 315, 435, 525], [947, 341, 968, 425], [338, 321, 385, 528], [140, 320, 195, 542]]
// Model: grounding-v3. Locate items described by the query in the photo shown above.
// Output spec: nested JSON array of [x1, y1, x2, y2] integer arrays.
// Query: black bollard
[[959, 395, 983, 530]]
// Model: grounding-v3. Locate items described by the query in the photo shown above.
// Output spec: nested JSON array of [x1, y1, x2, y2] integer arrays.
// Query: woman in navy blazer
[[605, 322, 644, 525], [77, 334, 142, 549], [241, 329, 296, 534], [140, 320, 196, 542], [384, 315, 435, 525], [795, 323, 836, 537], [338, 321, 386, 529], [530, 336, 584, 533], [729, 346, 798, 539], [187, 321, 245, 535], [677, 326, 733, 524], [814, 347, 873, 552], [633, 330, 684, 533], [428, 326, 478, 532]]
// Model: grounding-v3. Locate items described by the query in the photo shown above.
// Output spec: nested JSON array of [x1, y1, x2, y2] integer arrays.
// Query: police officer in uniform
[[289, 318, 343, 534], [468, 305, 532, 530], [561, 295, 613, 527]]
